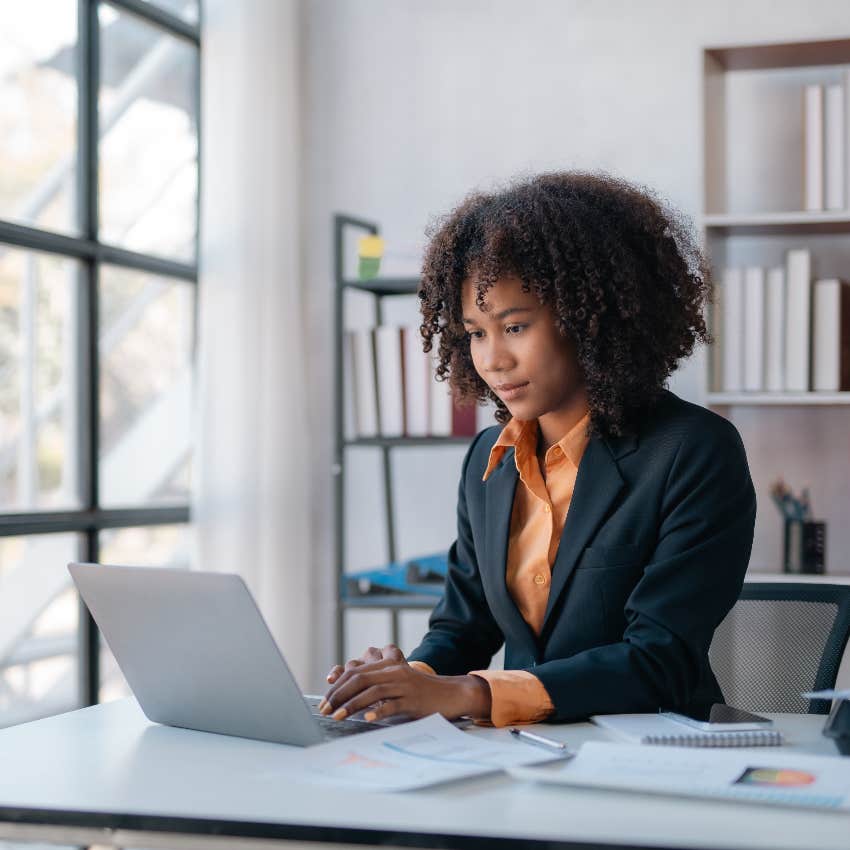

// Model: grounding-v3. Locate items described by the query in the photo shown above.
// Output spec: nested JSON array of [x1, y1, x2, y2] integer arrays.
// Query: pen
[[509, 727, 571, 753]]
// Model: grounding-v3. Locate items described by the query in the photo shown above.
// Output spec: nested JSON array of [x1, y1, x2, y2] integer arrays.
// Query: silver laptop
[[68, 562, 391, 746]]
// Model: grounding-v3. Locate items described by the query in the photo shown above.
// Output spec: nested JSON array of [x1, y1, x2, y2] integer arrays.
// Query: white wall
[[302, 0, 850, 687]]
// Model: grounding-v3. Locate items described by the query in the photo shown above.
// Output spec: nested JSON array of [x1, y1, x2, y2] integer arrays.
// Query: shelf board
[[703, 211, 850, 236], [341, 277, 420, 296], [746, 573, 850, 585], [708, 392, 850, 406], [345, 436, 473, 448], [341, 595, 438, 609], [705, 38, 850, 72]]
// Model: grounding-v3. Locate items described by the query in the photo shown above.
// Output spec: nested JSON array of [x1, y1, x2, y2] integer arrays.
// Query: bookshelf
[[333, 214, 474, 661], [701, 37, 850, 576]]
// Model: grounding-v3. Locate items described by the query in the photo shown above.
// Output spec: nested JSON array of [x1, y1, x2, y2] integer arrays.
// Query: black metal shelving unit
[[332, 214, 471, 662]]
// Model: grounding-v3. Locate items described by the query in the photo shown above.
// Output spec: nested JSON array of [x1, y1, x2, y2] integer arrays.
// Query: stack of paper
[[271, 714, 566, 791], [511, 742, 850, 811]]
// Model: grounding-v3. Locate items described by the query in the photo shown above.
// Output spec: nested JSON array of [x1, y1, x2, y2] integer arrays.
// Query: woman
[[320, 171, 756, 726]]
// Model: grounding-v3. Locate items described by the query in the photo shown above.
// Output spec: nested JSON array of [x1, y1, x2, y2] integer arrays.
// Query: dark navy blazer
[[407, 390, 757, 722]]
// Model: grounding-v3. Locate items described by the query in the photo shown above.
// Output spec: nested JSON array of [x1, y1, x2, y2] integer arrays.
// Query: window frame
[[0, 0, 200, 709]]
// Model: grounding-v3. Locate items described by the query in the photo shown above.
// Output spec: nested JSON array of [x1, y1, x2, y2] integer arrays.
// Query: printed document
[[277, 714, 565, 791], [509, 741, 850, 811]]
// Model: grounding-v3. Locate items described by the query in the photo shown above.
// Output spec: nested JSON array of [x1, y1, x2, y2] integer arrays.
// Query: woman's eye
[[467, 329, 484, 340], [506, 324, 524, 335]]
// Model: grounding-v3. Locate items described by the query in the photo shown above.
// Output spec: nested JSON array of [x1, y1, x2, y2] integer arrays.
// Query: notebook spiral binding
[[645, 730, 784, 747]]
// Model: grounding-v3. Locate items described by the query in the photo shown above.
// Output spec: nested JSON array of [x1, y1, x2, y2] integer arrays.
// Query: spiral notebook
[[591, 713, 784, 747]]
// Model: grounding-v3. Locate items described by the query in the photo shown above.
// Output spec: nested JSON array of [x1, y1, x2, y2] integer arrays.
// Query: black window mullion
[[78, 0, 101, 708]]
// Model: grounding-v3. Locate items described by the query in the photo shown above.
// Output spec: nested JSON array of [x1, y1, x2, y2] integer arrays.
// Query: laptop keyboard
[[314, 714, 386, 738], [305, 696, 386, 738]]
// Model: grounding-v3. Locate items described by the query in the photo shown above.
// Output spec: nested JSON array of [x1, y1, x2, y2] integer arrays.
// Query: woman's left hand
[[318, 655, 491, 722]]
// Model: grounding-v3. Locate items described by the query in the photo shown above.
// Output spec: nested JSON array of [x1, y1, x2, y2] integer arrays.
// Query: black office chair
[[709, 582, 850, 715]]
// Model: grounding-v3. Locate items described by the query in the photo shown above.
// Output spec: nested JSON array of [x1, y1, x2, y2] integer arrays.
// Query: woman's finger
[[361, 646, 384, 663], [331, 683, 402, 720], [325, 664, 344, 683], [321, 656, 405, 708], [381, 643, 405, 662], [362, 697, 404, 723], [322, 665, 404, 716], [320, 658, 365, 706]]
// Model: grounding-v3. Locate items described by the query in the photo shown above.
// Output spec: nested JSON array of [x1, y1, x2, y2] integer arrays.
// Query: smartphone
[[660, 704, 774, 732]]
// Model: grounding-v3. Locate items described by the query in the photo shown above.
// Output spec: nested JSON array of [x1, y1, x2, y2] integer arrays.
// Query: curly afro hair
[[418, 171, 712, 439]]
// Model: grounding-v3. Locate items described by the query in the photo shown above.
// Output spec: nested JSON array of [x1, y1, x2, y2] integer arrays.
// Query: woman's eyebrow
[[462, 306, 533, 325]]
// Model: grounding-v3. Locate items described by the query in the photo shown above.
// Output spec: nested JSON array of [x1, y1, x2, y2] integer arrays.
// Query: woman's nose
[[480, 335, 515, 373]]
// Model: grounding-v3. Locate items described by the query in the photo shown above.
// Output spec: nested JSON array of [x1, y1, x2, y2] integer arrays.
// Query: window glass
[[0, 0, 78, 233], [0, 533, 81, 728], [0, 248, 82, 511], [99, 4, 199, 261], [98, 265, 194, 508]]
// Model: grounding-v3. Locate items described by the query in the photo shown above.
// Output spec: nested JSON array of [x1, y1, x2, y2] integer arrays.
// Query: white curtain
[[194, 0, 313, 686]]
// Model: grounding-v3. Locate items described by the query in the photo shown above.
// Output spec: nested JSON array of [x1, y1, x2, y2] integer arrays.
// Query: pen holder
[[823, 699, 850, 756], [783, 519, 826, 574]]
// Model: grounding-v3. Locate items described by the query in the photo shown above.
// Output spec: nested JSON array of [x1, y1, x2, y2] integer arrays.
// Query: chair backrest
[[709, 582, 850, 715]]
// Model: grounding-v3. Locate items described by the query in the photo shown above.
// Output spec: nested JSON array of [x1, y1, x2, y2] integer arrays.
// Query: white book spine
[[784, 249, 812, 392], [846, 70, 850, 212], [374, 326, 404, 437], [764, 267, 785, 392], [804, 84, 824, 211], [743, 267, 765, 392], [428, 349, 453, 437], [825, 84, 845, 211], [352, 329, 378, 438], [813, 278, 840, 391], [402, 326, 429, 437], [721, 268, 744, 392]]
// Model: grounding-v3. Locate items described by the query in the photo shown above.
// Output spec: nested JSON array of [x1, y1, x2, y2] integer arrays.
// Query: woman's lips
[[495, 382, 529, 401]]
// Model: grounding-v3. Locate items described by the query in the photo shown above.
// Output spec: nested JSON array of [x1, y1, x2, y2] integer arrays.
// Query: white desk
[[0, 698, 847, 850]]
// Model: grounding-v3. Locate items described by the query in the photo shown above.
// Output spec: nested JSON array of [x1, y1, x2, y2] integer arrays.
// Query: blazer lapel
[[541, 436, 626, 635], [482, 450, 538, 649]]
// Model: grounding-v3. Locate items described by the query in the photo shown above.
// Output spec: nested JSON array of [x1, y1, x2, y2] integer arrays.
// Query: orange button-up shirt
[[411, 411, 591, 726]]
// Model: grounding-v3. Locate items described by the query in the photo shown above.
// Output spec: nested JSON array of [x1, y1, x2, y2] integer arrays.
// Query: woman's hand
[[324, 643, 404, 686], [319, 644, 491, 722]]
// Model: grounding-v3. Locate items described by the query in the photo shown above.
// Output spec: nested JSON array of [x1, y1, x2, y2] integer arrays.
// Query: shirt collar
[[482, 411, 591, 481]]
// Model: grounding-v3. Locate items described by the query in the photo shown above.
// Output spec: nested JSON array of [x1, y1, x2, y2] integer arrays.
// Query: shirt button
[[534, 574, 546, 586], [543, 503, 552, 514]]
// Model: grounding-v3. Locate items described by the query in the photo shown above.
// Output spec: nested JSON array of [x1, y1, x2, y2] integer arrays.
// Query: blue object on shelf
[[342, 554, 448, 599]]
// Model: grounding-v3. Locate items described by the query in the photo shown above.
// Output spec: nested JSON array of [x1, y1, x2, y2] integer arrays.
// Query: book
[[825, 83, 845, 211], [591, 713, 784, 748], [721, 267, 744, 392], [401, 326, 429, 437], [743, 267, 765, 392], [784, 249, 812, 392], [428, 350, 453, 437], [812, 278, 850, 391], [342, 331, 358, 440], [374, 325, 404, 437], [351, 328, 379, 438], [764, 267, 785, 392], [804, 84, 824, 211], [452, 399, 477, 437], [846, 70, 850, 215]]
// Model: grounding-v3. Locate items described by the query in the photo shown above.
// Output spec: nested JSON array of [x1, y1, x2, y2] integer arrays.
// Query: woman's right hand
[[325, 643, 406, 685]]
